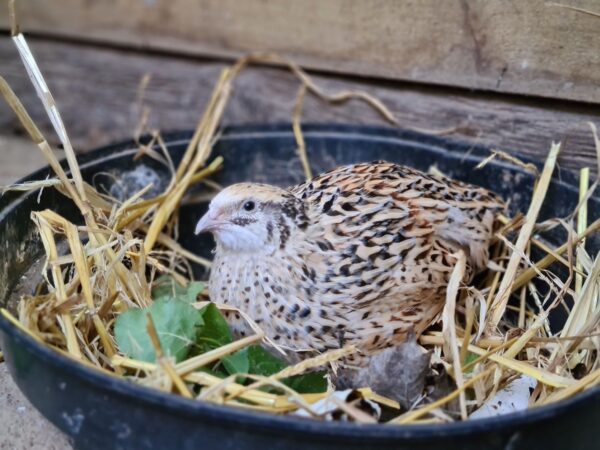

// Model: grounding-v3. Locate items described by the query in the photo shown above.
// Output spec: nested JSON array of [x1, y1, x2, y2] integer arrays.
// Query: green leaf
[[284, 371, 328, 394], [222, 346, 283, 378], [197, 365, 229, 379], [222, 347, 250, 375], [463, 351, 479, 373], [222, 345, 327, 394], [246, 345, 286, 375], [192, 303, 233, 355], [151, 275, 205, 304], [114, 298, 203, 363]]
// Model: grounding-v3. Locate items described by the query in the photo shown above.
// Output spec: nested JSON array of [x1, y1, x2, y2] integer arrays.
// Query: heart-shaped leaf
[[114, 298, 203, 363], [195, 303, 233, 353], [151, 275, 205, 304], [223, 345, 327, 393], [222, 347, 250, 375]]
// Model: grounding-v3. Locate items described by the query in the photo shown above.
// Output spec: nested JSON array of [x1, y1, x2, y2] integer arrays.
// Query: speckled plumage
[[195, 161, 504, 365]]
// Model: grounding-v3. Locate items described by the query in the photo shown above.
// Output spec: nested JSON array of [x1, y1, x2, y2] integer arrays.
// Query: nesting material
[[1, 11, 599, 424], [470, 376, 537, 420], [344, 332, 430, 410]]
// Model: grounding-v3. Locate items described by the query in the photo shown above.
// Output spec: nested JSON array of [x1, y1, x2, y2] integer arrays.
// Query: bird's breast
[[208, 248, 349, 354]]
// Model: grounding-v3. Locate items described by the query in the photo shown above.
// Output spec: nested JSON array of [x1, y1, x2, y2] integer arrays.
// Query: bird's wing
[[291, 161, 505, 277]]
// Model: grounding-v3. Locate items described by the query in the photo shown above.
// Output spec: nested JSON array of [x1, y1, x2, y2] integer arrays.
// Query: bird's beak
[[194, 210, 223, 235]]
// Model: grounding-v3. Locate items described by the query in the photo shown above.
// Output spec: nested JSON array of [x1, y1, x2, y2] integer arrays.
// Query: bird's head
[[195, 183, 309, 254]]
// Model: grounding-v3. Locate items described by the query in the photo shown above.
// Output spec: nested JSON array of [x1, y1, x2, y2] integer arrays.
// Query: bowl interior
[[2, 124, 598, 330], [0, 125, 598, 445]]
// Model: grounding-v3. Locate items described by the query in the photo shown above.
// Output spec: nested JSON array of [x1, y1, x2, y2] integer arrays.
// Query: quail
[[195, 161, 504, 365]]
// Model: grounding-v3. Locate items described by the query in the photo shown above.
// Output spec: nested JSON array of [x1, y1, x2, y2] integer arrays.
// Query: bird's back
[[287, 161, 504, 357], [292, 161, 504, 274]]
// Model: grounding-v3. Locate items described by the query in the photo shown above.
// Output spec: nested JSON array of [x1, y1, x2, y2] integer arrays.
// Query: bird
[[194, 161, 504, 366]]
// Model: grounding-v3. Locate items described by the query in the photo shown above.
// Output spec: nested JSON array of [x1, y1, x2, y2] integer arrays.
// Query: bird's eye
[[243, 201, 256, 212]]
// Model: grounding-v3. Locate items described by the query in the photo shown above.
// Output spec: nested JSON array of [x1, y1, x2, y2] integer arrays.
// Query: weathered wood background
[[1, 4, 599, 449], [0, 0, 599, 175], [0, 3, 598, 448], [3, 0, 600, 103]]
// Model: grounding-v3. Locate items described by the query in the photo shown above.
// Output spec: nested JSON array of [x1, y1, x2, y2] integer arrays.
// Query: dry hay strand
[[1, 8, 599, 423]]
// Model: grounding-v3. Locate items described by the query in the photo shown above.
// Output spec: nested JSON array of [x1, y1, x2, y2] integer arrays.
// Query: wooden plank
[[2, 0, 600, 103], [0, 134, 64, 185], [0, 39, 598, 174]]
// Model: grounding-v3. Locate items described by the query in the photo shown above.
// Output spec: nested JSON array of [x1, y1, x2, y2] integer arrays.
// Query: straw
[[548, 3, 600, 19], [2, 17, 599, 423], [489, 142, 561, 326], [576, 167, 590, 293], [11, 32, 87, 202], [441, 251, 467, 420], [145, 314, 193, 398], [293, 84, 312, 180], [390, 368, 495, 424]]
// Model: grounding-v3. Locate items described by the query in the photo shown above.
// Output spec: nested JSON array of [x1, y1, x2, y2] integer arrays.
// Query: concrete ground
[[0, 364, 71, 450], [0, 135, 71, 449]]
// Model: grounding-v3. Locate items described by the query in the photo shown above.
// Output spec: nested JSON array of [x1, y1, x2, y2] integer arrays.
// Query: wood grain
[[0, 134, 65, 185], [0, 39, 599, 174], [2, 0, 600, 103]]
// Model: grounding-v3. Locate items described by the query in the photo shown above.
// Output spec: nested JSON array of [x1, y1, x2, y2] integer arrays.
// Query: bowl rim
[[1, 123, 597, 440]]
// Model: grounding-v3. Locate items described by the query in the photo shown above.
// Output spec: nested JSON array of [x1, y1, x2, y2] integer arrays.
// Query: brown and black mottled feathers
[[208, 161, 505, 362], [290, 162, 505, 306]]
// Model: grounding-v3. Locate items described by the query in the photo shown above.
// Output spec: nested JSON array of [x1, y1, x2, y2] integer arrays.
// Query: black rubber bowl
[[0, 125, 598, 450]]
